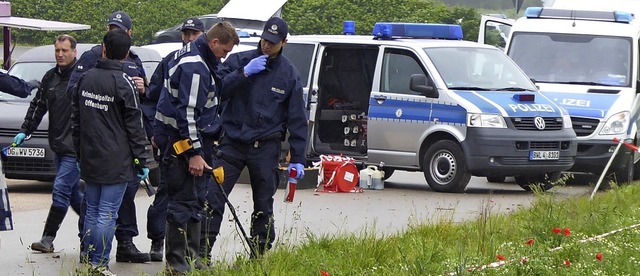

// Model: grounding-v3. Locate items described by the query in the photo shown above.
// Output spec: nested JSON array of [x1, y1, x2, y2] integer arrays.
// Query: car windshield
[[508, 32, 631, 87], [0, 62, 55, 102], [425, 47, 536, 91]]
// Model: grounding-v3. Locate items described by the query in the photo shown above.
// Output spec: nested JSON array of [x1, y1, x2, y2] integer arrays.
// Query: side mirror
[[410, 74, 438, 98]]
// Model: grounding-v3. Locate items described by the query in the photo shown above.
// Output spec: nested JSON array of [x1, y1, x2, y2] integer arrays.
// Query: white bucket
[[359, 166, 385, 190]]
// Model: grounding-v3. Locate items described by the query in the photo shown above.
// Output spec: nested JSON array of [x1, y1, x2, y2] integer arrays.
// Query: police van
[[479, 1, 640, 183], [280, 22, 577, 192]]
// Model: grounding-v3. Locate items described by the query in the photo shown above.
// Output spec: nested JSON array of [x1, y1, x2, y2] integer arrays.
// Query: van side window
[[283, 43, 315, 87], [380, 48, 427, 94]]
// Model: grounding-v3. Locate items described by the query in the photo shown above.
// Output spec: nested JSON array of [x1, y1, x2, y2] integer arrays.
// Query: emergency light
[[513, 94, 535, 102], [372, 22, 463, 40], [236, 30, 250, 38], [524, 7, 634, 23], [343, 21, 356, 35]]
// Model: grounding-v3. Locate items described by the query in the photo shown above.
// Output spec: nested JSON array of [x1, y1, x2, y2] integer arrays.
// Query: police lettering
[[508, 103, 555, 112], [559, 98, 591, 107]]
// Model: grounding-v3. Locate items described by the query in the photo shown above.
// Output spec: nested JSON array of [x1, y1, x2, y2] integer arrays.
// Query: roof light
[[513, 94, 535, 102], [372, 22, 463, 40], [524, 7, 543, 18], [343, 21, 355, 35], [236, 30, 250, 38], [524, 7, 634, 23]]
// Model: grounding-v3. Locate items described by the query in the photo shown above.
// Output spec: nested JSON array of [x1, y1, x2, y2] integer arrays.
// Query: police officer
[[13, 35, 82, 254], [66, 11, 151, 263], [154, 22, 238, 273], [144, 17, 205, 262], [201, 17, 308, 259], [0, 72, 39, 98]]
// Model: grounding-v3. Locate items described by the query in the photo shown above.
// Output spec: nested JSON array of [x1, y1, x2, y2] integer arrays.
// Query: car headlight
[[599, 111, 629, 135], [467, 113, 507, 128]]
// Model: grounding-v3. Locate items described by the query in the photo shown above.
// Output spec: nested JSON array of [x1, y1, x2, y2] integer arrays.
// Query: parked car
[[0, 44, 162, 184], [152, 14, 223, 44]]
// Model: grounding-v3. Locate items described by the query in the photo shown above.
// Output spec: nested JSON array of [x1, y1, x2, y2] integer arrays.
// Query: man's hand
[[287, 163, 305, 179], [26, 80, 41, 90], [188, 155, 212, 177], [132, 76, 145, 94], [243, 55, 268, 76], [12, 133, 26, 147], [136, 166, 150, 181]]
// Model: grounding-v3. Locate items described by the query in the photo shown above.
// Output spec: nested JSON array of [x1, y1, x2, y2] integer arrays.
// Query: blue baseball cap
[[261, 17, 288, 44], [108, 11, 132, 31]]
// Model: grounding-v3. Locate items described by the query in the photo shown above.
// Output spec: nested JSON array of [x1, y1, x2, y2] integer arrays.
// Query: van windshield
[[425, 47, 536, 91], [0, 62, 55, 102], [508, 32, 632, 87]]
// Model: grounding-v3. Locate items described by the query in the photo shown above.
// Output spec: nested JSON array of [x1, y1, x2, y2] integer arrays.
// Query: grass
[[189, 180, 640, 275]]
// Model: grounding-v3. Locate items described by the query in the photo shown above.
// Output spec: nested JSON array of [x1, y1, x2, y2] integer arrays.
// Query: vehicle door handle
[[373, 95, 387, 103]]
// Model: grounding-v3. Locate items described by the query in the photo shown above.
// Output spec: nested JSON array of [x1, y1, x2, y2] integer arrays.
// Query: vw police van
[[479, 1, 640, 183], [283, 22, 577, 192]]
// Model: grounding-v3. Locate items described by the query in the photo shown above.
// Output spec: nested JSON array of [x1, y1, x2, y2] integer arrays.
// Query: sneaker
[[149, 240, 163, 262], [31, 236, 55, 253], [115, 241, 150, 263]]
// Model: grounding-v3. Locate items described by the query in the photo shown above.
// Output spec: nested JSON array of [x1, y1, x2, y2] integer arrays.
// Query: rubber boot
[[31, 206, 66, 253], [165, 222, 190, 274], [116, 240, 151, 263], [149, 239, 164, 262], [198, 236, 214, 262], [187, 221, 207, 270]]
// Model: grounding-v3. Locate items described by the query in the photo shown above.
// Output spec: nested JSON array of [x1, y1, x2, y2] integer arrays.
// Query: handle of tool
[[284, 168, 297, 203]]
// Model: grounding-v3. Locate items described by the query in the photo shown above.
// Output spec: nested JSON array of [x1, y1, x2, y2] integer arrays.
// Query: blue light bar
[[236, 30, 250, 38], [372, 22, 463, 40], [525, 7, 543, 18], [343, 21, 356, 35], [614, 11, 634, 23], [513, 94, 535, 102]]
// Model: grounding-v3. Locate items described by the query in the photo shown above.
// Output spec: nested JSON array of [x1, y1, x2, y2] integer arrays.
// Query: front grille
[[0, 128, 48, 138], [570, 117, 599, 137], [2, 157, 55, 173], [510, 117, 563, 131], [530, 141, 560, 150]]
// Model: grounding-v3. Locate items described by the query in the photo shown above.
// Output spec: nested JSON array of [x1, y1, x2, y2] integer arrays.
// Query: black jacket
[[20, 60, 77, 156], [71, 59, 148, 184]]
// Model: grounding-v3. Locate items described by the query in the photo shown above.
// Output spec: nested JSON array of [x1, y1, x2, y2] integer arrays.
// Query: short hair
[[206, 21, 240, 45], [56, 34, 77, 49], [103, 28, 131, 60]]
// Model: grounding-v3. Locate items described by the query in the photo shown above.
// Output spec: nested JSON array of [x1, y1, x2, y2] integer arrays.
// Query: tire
[[422, 140, 471, 193], [486, 176, 506, 183], [515, 172, 560, 192], [608, 148, 634, 185], [381, 168, 395, 180]]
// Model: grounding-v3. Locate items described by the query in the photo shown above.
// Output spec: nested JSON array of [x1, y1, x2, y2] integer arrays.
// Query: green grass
[[192, 182, 640, 275]]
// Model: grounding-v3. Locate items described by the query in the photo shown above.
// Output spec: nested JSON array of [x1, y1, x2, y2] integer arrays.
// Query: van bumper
[[569, 140, 629, 174], [462, 128, 577, 176]]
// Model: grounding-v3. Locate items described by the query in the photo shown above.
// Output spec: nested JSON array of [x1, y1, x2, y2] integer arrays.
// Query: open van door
[[478, 15, 514, 52], [217, 0, 288, 35]]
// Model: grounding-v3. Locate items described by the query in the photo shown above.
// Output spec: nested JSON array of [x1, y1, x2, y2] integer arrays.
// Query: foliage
[[197, 183, 640, 275], [9, 0, 481, 45]]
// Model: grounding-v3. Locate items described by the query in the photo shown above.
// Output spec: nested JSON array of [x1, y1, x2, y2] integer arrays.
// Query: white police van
[[283, 22, 577, 192], [479, 1, 640, 183]]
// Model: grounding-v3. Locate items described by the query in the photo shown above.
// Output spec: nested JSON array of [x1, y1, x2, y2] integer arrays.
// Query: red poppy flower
[[526, 239, 535, 245], [320, 270, 331, 276], [596, 252, 604, 261], [564, 259, 571, 266], [563, 228, 571, 237], [520, 257, 529, 264], [552, 227, 561, 234], [496, 254, 505, 261]]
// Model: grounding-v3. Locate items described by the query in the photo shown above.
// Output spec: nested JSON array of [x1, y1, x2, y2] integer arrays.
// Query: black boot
[[116, 240, 151, 263], [198, 235, 214, 261], [165, 222, 190, 274], [187, 221, 207, 270], [31, 206, 67, 253], [149, 239, 164, 262]]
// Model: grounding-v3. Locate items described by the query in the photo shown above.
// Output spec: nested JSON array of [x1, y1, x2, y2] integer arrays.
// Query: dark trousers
[[201, 137, 281, 249], [146, 161, 167, 241]]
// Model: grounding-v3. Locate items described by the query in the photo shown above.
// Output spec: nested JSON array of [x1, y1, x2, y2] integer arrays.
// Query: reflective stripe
[[168, 55, 207, 76], [204, 91, 218, 108], [155, 111, 178, 129], [187, 74, 200, 144], [471, 91, 508, 117], [170, 87, 179, 98]]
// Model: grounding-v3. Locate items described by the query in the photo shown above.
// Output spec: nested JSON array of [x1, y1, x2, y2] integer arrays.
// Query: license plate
[[529, 150, 559, 160], [6, 147, 45, 158]]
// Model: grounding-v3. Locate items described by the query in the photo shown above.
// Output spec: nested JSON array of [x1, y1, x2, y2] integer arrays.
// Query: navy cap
[[108, 11, 132, 31], [261, 17, 288, 44], [181, 17, 205, 32]]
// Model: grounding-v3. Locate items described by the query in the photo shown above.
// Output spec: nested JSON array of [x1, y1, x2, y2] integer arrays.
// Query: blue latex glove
[[287, 163, 305, 179], [243, 54, 268, 76], [137, 167, 150, 181], [12, 133, 26, 146]]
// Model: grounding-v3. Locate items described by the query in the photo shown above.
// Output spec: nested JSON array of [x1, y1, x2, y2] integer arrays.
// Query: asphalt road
[[0, 172, 593, 276]]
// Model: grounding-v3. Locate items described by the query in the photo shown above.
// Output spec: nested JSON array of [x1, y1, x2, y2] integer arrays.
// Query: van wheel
[[608, 149, 634, 185], [515, 172, 560, 192], [486, 176, 506, 183], [422, 140, 471, 193], [381, 168, 395, 180]]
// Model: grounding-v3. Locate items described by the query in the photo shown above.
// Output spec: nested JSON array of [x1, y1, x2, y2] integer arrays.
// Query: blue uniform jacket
[[154, 35, 222, 153], [218, 48, 308, 164], [0, 71, 33, 98], [143, 51, 176, 139]]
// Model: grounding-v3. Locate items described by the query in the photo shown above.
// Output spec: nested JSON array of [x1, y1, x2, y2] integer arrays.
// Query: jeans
[[52, 155, 82, 213], [83, 181, 127, 267]]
